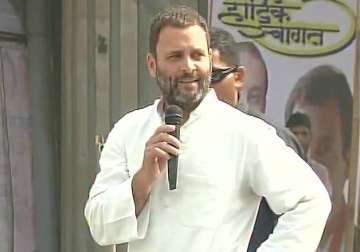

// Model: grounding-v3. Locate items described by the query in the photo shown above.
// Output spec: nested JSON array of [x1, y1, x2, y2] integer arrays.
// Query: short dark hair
[[237, 41, 268, 95], [285, 65, 353, 154], [149, 5, 210, 56], [286, 112, 311, 130], [210, 27, 239, 66]]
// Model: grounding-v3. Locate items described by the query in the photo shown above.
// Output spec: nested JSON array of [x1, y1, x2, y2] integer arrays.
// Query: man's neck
[[157, 98, 190, 125], [157, 89, 210, 125]]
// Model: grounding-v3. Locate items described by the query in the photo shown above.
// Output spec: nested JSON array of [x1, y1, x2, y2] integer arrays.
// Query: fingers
[[151, 141, 180, 157], [139, 124, 181, 184], [143, 124, 181, 165], [147, 125, 181, 150], [153, 124, 177, 135], [145, 144, 172, 162]]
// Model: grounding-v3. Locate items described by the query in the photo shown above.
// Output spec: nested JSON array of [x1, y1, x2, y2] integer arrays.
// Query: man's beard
[[156, 67, 210, 113]]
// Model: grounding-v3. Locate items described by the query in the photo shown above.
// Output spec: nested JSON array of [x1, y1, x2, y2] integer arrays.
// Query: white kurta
[[85, 90, 331, 252]]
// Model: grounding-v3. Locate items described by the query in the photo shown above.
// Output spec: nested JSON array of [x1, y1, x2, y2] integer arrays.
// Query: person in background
[[286, 112, 312, 155], [84, 6, 331, 252]]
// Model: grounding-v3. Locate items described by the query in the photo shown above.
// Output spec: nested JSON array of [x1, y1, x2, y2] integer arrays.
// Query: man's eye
[[192, 52, 205, 59], [168, 54, 181, 60]]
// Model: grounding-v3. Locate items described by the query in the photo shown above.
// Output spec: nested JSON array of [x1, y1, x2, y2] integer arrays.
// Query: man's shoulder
[[112, 102, 157, 132], [233, 106, 275, 131], [212, 105, 277, 144]]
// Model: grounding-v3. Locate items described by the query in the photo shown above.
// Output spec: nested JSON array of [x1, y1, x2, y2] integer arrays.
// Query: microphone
[[165, 105, 183, 190]]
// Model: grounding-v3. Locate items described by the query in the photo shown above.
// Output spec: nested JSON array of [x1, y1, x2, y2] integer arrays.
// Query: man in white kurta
[[85, 90, 330, 252], [85, 5, 330, 252]]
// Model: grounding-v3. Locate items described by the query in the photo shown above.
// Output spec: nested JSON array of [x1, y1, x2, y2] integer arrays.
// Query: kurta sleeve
[[247, 125, 331, 252], [84, 120, 150, 246]]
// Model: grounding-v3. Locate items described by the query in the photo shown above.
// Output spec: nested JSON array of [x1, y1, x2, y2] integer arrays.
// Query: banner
[[210, 0, 358, 251]]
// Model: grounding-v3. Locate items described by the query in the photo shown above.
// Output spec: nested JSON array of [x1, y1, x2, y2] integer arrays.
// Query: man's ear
[[234, 66, 245, 89], [147, 52, 157, 78]]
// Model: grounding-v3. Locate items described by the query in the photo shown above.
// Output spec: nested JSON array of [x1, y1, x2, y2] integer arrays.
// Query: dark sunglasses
[[211, 65, 240, 84]]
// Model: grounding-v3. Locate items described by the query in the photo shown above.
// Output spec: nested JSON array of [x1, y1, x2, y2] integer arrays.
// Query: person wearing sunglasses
[[209, 29, 245, 107], [210, 27, 308, 252], [210, 65, 244, 106]]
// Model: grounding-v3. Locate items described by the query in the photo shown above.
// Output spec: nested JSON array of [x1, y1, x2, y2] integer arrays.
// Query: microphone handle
[[168, 125, 180, 190]]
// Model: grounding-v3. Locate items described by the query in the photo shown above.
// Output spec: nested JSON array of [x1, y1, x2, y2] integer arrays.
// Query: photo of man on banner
[[285, 65, 353, 251]]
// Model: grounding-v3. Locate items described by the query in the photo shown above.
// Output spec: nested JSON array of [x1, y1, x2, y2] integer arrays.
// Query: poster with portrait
[[210, 0, 358, 251]]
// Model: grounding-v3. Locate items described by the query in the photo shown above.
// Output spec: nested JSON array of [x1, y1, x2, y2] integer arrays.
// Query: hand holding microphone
[[138, 105, 183, 192], [133, 122, 181, 216]]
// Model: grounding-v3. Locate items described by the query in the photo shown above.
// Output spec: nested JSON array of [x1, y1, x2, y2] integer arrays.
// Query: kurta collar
[[153, 88, 218, 125]]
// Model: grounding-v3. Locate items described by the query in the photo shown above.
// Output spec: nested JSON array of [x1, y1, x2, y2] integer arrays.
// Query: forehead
[[156, 25, 208, 55]]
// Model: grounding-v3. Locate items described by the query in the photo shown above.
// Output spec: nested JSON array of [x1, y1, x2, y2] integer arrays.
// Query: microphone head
[[165, 105, 183, 125]]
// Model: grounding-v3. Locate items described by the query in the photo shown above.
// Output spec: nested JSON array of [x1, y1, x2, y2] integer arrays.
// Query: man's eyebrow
[[165, 49, 182, 55], [192, 47, 207, 53]]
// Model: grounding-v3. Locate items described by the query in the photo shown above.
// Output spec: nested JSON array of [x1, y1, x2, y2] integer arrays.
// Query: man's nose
[[180, 56, 196, 72]]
